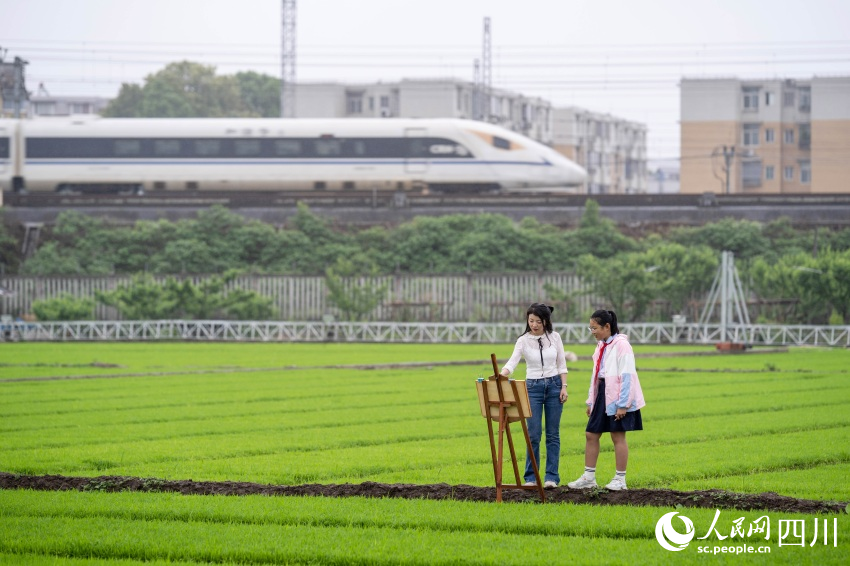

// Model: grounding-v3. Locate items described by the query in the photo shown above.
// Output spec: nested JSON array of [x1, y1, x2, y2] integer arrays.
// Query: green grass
[[1, 490, 847, 565], [1, 342, 849, 564]]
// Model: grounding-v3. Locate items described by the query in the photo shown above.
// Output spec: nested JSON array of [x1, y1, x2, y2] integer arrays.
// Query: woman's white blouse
[[501, 331, 568, 380]]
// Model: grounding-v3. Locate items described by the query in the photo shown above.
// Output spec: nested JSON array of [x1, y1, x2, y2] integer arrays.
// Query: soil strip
[[1, 472, 845, 514]]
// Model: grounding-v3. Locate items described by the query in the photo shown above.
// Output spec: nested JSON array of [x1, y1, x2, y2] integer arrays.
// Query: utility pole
[[13, 57, 29, 118], [722, 145, 735, 194], [280, 0, 297, 118], [481, 17, 492, 122], [472, 58, 481, 120]]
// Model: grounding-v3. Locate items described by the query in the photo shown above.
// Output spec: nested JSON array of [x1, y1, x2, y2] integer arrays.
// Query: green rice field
[[1, 342, 849, 564]]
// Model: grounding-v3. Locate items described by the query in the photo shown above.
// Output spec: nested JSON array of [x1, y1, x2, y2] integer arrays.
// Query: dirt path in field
[[1, 472, 845, 514]]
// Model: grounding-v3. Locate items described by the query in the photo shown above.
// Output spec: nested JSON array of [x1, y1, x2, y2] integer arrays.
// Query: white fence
[[0, 273, 593, 322], [1, 321, 848, 346]]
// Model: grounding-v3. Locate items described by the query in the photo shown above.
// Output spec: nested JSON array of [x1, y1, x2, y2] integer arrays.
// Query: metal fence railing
[[1, 321, 848, 347]]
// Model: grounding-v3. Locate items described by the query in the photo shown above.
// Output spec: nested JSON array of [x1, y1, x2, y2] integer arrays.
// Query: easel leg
[[504, 422, 522, 485], [496, 408, 506, 503], [485, 417, 498, 487], [520, 418, 546, 503]]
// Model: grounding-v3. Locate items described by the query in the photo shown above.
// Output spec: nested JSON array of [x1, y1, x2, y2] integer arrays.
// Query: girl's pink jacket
[[585, 333, 646, 416]]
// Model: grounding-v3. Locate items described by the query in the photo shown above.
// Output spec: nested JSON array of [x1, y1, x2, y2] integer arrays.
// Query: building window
[[764, 92, 774, 106], [742, 160, 762, 187], [380, 95, 390, 108], [784, 128, 795, 143], [743, 124, 759, 146], [765, 165, 775, 180], [784, 166, 794, 181], [368, 97, 374, 111], [765, 128, 775, 143], [783, 91, 795, 107], [799, 88, 811, 112], [799, 123, 811, 149], [742, 88, 759, 110], [800, 161, 811, 183], [346, 94, 363, 114]]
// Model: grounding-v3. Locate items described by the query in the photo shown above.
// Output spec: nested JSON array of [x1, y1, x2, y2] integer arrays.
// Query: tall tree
[[102, 61, 278, 118], [234, 71, 281, 117]]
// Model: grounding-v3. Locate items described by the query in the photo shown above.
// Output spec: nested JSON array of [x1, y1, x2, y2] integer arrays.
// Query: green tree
[[95, 271, 273, 320], [31, 294, 94, 321], [749, 248, 850, 324], [642, 242, 718, 314], [95, 274, 178, 319], [577, 252, 655, 321], [565, 200, 639, 259], [324, 258, 388, 321], [0, 212, 21, 273], [669, 218, 769, 260], [20, 242, 85, 275], [234, 71, 281, 117], [102, 61, 252, 118]]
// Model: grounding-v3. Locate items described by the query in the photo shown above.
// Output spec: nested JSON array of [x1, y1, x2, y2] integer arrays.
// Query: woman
[[568, 309, 645, 491], [499, 303, 569, 488]]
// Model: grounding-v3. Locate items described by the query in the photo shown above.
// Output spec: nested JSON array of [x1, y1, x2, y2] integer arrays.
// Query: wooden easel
[[475, 354, 545, 503]]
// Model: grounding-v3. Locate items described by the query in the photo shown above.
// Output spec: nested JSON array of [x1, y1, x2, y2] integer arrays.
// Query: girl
[[568, 309, 645, 491]]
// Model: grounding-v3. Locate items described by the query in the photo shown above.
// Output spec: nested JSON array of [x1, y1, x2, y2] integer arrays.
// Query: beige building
[[553, 107, 647, 194], [680, 76, 850, 194]]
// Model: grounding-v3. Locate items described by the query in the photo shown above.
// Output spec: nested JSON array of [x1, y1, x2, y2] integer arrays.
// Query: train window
[[273, 139, 302, 157], [315, 139, 343, 157], [409, 139, 429, 157], [0, 138, 8, 158], [194, 140, 221, 157], [362, 138, 405, 158], [154, 140, 182, 157], [235, 139, 262, 157], [347, 140, 367, 157], [492, 136, 511, 150], [114, 139, 142, 157]]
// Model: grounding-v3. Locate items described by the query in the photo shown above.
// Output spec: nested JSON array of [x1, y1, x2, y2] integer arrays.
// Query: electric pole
[[472, 58, 481, 120], [722, 145, 735, 194], [481, 17, 492, 122], [280, 0, 297, 118]]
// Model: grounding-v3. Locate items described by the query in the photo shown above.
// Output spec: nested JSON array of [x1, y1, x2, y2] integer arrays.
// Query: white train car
[[1, 117, 586, 193]]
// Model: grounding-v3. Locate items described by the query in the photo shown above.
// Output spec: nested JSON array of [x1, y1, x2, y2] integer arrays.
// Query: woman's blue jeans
[[524, 376, 563, 484]]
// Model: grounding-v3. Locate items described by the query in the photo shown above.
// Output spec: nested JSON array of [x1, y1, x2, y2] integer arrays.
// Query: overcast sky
[[3, 0, 850, 162]]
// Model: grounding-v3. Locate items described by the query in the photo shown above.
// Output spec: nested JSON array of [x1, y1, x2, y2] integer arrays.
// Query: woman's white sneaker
[[605, 477, 627, 491], [567, 475, 597, 489], [543, 481, 558, 489]]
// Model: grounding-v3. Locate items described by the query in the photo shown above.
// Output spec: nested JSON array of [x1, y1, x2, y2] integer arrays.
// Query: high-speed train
[[0, 117, 586, 194]]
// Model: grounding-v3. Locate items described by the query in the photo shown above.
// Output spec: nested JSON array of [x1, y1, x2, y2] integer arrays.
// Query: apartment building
[[294, 78, 554, 144], [28, 95, 111, 117], [680, 76, 850, 193], [553, 107, 648, 194]]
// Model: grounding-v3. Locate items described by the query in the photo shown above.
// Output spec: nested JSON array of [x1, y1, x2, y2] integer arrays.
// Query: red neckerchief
[[594, 340, 609, 380]]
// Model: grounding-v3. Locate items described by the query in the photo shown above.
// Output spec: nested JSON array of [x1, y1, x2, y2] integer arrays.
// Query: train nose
[[548, 153, 587, 187]]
